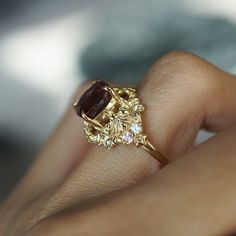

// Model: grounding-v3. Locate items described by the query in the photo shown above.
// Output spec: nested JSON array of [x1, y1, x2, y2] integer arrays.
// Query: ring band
[[74, 81, 169, 166]]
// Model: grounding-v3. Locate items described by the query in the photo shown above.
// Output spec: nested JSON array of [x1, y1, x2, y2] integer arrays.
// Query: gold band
[[141, 139, 169, 166]]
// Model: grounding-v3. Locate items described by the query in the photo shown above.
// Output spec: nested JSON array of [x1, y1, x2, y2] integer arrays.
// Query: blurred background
[[1, 0, 236, 202]]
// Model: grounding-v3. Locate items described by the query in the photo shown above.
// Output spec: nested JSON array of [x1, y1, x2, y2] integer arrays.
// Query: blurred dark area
[[81, 16, 236, 84], [0, 0, 88, 22], [1, 0, 236, 207]]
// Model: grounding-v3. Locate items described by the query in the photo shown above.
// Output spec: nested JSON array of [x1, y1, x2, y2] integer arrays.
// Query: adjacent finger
[[30, 124, 236, 236], [0, 83, 90, 232]]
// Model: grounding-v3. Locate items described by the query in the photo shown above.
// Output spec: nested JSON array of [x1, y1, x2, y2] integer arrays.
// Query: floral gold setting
[[74, 81, 169, 166]]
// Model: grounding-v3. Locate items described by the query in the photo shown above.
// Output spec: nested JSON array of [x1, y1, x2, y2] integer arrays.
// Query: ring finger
[[26, 51, 236, 226]]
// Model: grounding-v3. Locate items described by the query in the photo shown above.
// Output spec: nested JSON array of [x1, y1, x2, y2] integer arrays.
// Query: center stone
[[75, 81, 112, 119]]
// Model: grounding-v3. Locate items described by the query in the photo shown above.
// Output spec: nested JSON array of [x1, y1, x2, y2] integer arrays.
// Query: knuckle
[[153, 50, 202, 74], [145, 50, 211, 91]]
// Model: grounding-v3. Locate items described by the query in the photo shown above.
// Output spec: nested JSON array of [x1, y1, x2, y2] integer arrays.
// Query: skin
[[1, 51, 236, 235]]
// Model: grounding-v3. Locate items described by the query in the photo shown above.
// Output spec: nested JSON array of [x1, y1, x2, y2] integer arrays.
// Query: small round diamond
[[104, 138, 113, 149], [122, 132, 134, 144], [130, 123, 142, 134]]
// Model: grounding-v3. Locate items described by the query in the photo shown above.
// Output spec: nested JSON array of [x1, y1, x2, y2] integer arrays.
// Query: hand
[[1, 51, 236, 236]]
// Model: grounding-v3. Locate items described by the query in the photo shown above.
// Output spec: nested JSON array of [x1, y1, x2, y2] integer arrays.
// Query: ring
[[74, 81, 169, 166]]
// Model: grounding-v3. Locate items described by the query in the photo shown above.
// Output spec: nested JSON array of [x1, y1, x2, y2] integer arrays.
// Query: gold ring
[[74, 81, 169, 166]]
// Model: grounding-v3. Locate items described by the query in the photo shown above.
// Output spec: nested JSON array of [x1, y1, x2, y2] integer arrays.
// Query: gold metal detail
[[76, 84, 169, 166]]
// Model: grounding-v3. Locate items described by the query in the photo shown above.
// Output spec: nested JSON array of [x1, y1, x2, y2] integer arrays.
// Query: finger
[[30, 125, 236, 236], [35, 51, 236, 220], [0, 83, 91, 228]]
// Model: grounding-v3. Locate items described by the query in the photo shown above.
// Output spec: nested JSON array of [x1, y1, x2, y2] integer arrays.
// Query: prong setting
[[79, 84, 146, 149]]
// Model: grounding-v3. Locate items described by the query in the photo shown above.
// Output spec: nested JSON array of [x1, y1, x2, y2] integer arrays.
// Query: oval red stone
[[75, 81, 112, 119]]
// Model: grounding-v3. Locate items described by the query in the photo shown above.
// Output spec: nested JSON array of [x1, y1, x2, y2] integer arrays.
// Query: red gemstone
[[75, 81, 112, 119]]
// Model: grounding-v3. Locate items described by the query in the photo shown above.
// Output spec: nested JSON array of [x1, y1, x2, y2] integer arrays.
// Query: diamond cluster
[[122, 123, 142, 144]]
